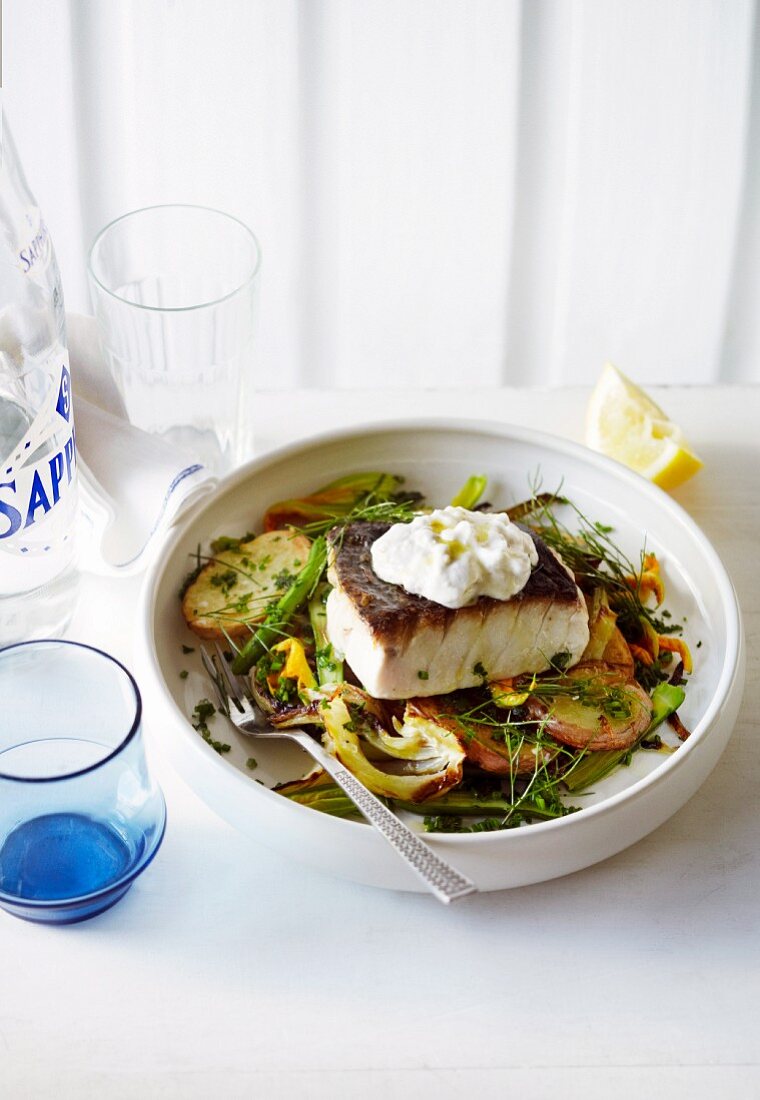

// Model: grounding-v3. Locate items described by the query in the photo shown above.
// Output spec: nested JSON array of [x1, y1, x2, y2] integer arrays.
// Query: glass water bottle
[[0, 110, 79, 644]]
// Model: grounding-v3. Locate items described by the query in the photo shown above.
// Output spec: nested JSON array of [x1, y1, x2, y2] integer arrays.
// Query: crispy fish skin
[[326, 522, 589, 699]]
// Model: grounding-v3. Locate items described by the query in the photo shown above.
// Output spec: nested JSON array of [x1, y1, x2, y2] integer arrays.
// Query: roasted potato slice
[[458, 726, 557, 776], [524, 661, 653, 751], [409, 697, 556, 776], [181, 529, 312, 640]]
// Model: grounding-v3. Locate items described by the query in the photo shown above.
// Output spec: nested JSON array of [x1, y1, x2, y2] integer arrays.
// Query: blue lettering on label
[[0, 481, 22, 539], [64, 429, 75, 482], [48, 453, 64, 504], [24, 471, 52, 527], [18, 222, 49, 274], [0, 428, 77, 539], [56, 365, 72, 422]]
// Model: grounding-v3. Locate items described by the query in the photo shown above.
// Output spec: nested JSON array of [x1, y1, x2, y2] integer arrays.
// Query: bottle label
[[16, 206, 53, 286], [13, 205, 65, 329], [0, 348, 77, 556]]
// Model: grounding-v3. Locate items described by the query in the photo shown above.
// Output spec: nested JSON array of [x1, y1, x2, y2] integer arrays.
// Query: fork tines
[[199, 644, 238, 716], [212, 642, 253, 711]]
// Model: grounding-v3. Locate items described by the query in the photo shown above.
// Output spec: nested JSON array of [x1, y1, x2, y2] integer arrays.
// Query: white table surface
[[3, 386, 758, 1100]]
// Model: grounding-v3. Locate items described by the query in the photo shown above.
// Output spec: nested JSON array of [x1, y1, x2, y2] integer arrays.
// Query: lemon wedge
[[585, 364, 703, 491]]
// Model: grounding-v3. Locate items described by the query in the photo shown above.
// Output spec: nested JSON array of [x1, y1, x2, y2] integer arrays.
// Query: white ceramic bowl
[[137, 421, 745, 892]]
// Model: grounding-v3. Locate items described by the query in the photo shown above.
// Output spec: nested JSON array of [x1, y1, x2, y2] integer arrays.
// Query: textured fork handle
[[290, 732, 477, 904]]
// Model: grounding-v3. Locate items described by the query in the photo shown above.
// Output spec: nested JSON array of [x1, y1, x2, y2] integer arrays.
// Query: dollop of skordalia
[[371, 506, 538, 608]]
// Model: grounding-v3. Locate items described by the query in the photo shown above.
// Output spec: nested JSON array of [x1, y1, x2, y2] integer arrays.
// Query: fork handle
[[289, 732, 477, 904]]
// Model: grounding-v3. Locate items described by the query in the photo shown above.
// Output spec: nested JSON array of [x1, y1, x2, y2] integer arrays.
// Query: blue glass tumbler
[[0, 640, 166, 924]]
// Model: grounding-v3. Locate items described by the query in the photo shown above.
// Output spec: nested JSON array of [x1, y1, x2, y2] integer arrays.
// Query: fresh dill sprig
[[523, 481, 682, 639], [434, 698, 582, 827], [298, 494, 422, 539], [510, 670, 636, 720], [192, 551, 267, 590]]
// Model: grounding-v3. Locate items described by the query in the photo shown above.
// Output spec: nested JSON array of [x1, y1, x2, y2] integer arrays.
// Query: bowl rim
[[139, 417, 743, 846]]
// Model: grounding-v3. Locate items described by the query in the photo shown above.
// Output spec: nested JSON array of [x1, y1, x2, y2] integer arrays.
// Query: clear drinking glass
[[0, 640, 166, 924], [87, 204, 260, 473]]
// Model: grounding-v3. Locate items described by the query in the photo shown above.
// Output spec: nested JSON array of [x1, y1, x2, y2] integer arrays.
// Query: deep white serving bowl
[[137, 421, 745, 893]]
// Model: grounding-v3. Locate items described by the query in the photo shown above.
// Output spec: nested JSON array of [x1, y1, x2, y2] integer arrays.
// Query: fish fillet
[[326, 521, 589, 699]]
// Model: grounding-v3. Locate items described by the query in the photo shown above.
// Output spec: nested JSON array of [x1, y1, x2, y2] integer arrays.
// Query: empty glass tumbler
[[0, 640, 166, 924], [88, 204, 260, 473]]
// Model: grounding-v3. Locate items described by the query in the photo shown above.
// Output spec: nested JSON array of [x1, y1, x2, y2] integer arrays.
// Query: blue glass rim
[[0, 639, 143, 785], [0, 794, 167, 912]]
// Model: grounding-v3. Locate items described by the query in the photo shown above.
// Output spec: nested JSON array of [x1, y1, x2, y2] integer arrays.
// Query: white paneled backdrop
[[4, 0, 760, 387]]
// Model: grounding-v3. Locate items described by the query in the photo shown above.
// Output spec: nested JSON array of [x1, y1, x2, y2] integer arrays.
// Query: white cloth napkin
[[68, 314, 218, 575]]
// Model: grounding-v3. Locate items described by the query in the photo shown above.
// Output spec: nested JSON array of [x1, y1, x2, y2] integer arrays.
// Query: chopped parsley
[[274, 677, 300, 704], [191, 698, 230, 756], [179, 554, 204, 599], [201, 731, 230, 756], [210, 532, 256, 554], [192, 699, 215, 726], [634, 651, 674, 691], [209, 569, 238, 595]]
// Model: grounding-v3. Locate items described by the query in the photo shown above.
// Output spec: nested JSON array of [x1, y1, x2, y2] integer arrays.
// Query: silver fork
[[200, 643, 477, 904]]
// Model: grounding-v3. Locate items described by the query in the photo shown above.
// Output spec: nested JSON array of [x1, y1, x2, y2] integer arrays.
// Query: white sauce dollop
[[370, 506, 539, 609]]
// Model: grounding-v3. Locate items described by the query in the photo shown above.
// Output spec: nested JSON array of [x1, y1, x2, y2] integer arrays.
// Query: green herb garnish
[[190, 698, 231, 755], [209, 569, 238, 594]]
